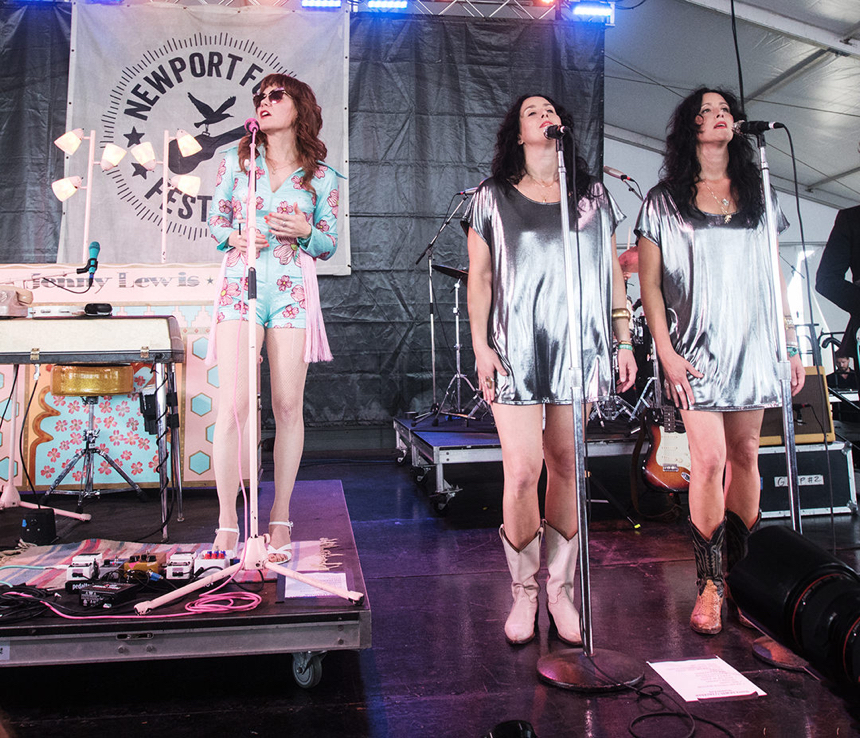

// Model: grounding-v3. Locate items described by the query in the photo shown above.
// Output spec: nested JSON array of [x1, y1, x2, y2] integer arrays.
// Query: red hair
[[238, 74, 327, 195]]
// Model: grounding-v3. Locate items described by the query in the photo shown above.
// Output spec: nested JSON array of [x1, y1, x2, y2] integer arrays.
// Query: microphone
[[457, 187, 478, 196], [244, 118, 260, 134], [543, 125, 569, 140], [733, 120, 785, 135], [603, 165, 634, 182], [77, 241, 99, 286]]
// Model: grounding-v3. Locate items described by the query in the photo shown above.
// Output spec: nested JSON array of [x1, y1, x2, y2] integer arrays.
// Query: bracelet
[[784, 315, 795, 331], [617, 341, 634, 351], [611, 307, 631, 321], [786, 345, 800, 358]]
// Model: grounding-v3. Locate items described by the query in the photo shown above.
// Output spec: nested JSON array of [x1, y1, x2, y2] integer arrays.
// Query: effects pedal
[[66, 553, 104, 583], [79, 581, 141, 608], [194, 549, 233, 575], [21, 509, 56, 545], [165, 552, 196, 581], [122, 552, 166, 577]]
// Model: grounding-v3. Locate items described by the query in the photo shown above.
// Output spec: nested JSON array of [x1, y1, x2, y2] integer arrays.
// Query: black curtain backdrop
[[0, 9, 606, 428], [0, 2, 70, 263]]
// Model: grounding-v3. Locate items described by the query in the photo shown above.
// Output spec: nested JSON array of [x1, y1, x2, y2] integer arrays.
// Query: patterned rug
[[0, 537, 341, 589]]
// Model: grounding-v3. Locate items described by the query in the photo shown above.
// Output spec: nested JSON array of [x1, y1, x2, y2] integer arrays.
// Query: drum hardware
[[413, 191, 474, 425], [429, 265, 492, 425], [40, 364, 148, 512]]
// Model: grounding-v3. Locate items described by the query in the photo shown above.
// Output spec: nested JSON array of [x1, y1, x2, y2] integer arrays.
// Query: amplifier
[[758, 442, 857, 519], [760, 366, 834, 446]]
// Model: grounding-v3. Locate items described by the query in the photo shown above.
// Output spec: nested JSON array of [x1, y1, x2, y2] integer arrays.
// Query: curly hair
[[661, 87, 764, 226], [491, 94, 594, 209], [238, 74, 327, 195]]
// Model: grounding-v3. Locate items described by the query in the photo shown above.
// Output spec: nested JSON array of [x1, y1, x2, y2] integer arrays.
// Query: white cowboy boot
[[544, 521, 582, 646], [500, 524, 543, 645]]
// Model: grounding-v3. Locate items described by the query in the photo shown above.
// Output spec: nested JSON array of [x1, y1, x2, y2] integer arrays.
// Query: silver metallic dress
[[635, 183, 788, 410], [467, 177, 623, 405]]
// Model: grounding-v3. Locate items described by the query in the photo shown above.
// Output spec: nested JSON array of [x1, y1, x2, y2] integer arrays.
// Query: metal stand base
[[752, 635, 810, 672], [537, 647, 645, 692]]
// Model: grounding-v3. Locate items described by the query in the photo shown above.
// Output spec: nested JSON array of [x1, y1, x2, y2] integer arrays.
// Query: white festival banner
[[61, 4, 350, 274]]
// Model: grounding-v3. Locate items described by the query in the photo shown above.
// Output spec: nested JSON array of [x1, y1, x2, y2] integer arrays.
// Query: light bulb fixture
[[571, 1, 615, 23], [130, 141, 158, 171], [170, 175, 201, 198], [301, 0, 342, 7], [51, 176, 83, 202], [53, 128, 85, 155], [367, 0, 407, 7], [100, 143, 127, 171], [175, 130, 202, 157]]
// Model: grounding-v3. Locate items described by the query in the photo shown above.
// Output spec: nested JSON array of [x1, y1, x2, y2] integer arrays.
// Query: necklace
[[701, 180, 732, 223], [266, 158, 296, 173], [525, 172, 559, 203]]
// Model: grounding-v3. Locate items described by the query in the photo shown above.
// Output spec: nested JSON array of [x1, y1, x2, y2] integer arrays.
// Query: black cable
[[568, 651, 735, 737], [730, 0, 745, 109], [36, 277, 96, 296], [615, 0, 649, 9]]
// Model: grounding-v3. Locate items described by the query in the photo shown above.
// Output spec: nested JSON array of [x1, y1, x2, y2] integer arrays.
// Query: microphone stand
[[136, 127, 363, 615], [754, 132, 802, 533], [748, 131, 806, 669], [537, 134, 644, 691], [413, 193, 472, 425]]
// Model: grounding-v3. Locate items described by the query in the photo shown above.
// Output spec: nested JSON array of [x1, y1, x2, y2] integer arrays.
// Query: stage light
[[572, 1, 615, 23], [53, 129, 85, 155], [301, 0, 341, 7], [170, 175, 201, 198], [51, 176, 83, 202], [367, 0, 408, 8], [99, 143, 127, 171], [130, 142, 158, 171]]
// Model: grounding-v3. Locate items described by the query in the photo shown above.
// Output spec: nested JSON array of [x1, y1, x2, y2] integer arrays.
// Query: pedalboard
[[79, 582, 141, 608]]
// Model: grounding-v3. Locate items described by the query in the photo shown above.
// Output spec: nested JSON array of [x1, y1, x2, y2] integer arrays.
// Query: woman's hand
[[265, 204, 313, 242], [475, 344, 506, 404], [228, 227, 268, 253], [790, 354, 806, 396], [660, 349, 703, 410], [616, 350, 637, 394]]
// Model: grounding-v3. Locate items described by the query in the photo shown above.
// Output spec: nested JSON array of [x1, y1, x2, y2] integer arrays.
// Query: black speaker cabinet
[[758, 441, 857, 519], [760, 366, 834, 446]]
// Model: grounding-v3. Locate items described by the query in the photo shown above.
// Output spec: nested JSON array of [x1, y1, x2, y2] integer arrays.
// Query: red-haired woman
[[207, 74, 340, 562]]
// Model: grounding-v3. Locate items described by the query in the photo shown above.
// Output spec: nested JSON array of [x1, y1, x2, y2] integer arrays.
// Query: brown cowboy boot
[[689, 516, 726, 635], [725, 509, 761, 628]]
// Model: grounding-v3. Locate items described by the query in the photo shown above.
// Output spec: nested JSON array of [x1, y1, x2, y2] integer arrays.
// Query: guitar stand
[[40, 396, 147, 512]]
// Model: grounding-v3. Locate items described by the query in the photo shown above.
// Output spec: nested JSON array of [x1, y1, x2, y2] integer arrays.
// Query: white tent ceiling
[[603, 0, 860, 210]]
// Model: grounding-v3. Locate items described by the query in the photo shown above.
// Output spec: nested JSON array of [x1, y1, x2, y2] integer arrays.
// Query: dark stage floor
[[0, 431, 859, 737]]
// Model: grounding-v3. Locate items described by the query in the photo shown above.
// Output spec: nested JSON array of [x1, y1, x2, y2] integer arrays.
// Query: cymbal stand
[[434, 277, 491, 423], [413, 193, 472, 424], [136, 125, 363, 615]]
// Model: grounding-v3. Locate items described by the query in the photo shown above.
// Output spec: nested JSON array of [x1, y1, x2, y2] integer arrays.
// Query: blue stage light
[[301, 0, 342, 7], [571, 1, 615, 24], [366, 0, 408, 8]]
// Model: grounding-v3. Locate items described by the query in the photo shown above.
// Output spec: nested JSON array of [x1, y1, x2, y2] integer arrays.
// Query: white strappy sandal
[[267, 520, 293, 563], [213, 526, 240, 557]]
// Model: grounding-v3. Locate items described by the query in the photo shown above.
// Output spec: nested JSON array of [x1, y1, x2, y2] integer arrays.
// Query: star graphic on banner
[[207, 277, 214, 284], [123, 127, 145, 147], [131, 163, 150, 179]]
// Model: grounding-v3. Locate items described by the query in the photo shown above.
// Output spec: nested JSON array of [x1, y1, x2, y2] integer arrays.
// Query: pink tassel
[[299, 248, 333, 363]]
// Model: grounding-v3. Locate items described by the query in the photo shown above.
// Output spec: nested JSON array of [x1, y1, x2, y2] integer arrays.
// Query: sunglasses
[[253, 88, 288, 108]]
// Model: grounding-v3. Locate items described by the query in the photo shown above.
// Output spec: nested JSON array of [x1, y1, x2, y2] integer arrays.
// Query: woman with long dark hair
[[466, 94, 636, 645], [637, 87, 805, 634], [207, 74, 340, 562]]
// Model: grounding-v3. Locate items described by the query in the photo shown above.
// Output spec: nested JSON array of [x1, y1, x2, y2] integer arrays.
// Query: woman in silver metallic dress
[[466, 94, 636, 645], [637, 88, 805, 635]]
